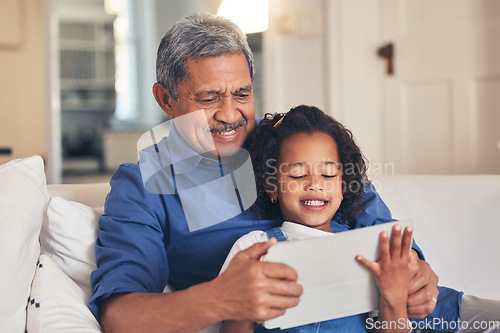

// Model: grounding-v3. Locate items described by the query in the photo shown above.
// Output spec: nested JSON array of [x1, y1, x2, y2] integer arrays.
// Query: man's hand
[[213, 238, 303, 323], [407, 249, 440, 319], [101, 239, 302, 333]]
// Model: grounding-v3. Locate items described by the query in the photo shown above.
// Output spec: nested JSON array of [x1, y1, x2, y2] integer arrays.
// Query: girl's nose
[[306, 175, 323, 191]]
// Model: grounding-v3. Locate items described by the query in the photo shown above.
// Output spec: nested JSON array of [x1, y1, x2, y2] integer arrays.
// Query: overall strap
[[265, 227, 288, 242]]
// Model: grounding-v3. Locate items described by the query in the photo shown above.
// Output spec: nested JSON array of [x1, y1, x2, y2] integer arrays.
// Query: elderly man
[[89, 13, 450, 333]]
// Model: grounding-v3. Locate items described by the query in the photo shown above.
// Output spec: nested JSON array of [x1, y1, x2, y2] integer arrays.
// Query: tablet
[[263, 220, 413, 329]]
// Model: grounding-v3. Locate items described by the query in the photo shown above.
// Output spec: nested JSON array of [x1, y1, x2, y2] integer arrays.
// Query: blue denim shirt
[[88, 122, 462, 331]]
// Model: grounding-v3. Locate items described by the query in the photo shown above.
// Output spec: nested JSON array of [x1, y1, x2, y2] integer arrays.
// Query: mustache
[[206, 120, 246, 133]]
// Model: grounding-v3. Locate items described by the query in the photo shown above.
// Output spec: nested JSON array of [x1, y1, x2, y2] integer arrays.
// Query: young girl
[[220, 105, 412, 333]]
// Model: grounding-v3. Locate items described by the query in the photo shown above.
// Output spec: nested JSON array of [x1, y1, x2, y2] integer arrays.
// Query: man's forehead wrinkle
[[193, 84, 252, 98], [193, 90, 220, 98]]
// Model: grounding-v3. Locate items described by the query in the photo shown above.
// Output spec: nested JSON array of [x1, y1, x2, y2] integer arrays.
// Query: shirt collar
[[165, 124, 218, 174], [280, 221, 334, 240]]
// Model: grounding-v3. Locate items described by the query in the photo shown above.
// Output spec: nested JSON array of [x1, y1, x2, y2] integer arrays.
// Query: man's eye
[[322, 174, 337, 178], [199, 97, 218, 104], [289, 175, 306, 179], [234, 94, 250, 101]]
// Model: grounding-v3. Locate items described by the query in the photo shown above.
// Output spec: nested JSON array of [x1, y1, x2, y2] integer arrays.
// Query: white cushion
[[0, 156, 48, 332], [41, 196, 100, 298], [26, 254, 101, 333]]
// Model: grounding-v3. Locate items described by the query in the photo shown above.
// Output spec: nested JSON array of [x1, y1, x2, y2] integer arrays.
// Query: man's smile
[[206, 119, 247, 133]]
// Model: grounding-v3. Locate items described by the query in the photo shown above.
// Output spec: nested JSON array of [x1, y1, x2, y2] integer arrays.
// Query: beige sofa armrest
[[48, 183, 110, 209]]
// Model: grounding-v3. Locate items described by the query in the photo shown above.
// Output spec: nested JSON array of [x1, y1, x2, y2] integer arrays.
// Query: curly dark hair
[[250, 105, 368, 224]]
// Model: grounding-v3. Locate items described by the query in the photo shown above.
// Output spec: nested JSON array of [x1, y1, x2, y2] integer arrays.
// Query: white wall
[[0, 0, 48, 167], [264, 0, 326, 114], [324, 0, 384, 168], [264, 0, 500, 175], [264, 0, 384, 167]]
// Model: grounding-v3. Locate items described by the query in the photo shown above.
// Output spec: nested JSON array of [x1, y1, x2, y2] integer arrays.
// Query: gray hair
[[156, 13, 254, 101]]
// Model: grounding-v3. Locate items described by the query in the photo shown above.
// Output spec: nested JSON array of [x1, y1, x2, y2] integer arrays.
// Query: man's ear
[[153, 82, 175, 118]]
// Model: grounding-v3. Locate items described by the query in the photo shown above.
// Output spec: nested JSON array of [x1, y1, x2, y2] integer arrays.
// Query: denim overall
[[254, 227, 370, 333]]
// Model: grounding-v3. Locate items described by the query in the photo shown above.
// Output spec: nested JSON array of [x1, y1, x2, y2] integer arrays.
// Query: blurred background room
[[0, 0, 499, 184]]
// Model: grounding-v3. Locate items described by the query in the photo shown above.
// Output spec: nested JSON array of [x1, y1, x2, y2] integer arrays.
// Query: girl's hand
[[357, 225, 413, 332], [356, 224, 413, 308]]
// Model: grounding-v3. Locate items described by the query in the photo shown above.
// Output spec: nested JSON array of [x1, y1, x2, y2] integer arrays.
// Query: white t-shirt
[[220, 222, 333, 273]]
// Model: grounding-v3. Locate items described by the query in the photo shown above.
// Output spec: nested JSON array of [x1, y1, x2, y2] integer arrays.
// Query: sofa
[[1, 155, 499, 332]]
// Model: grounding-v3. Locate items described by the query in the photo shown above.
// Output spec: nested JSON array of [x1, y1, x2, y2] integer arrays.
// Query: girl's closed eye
[[289, 174, 337, 179], [287, 165, 307, 179]]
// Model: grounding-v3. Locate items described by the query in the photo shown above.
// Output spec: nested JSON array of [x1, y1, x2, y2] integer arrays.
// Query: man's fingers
[[268, 274, 303, 298], [407, 283, 438, 318], [255, 308, 286, 323], [217, 243, 305, 323], [266, 294, 301, 311], [262, 262, 302, 291], [407, 250, 421, 282], [245, 276, 302, 322], [228, 289, 301, 323], [407, 295, 438, 319], [242, 238, 277, 261], [408, 260, 438, 295], [406, 257, 439, 318], [407, 304, 435, 320], [407, 285, 439, 308]]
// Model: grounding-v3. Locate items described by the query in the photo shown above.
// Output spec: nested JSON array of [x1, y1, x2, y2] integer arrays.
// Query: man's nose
[[214, 98, 241, 124]]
